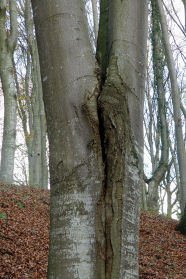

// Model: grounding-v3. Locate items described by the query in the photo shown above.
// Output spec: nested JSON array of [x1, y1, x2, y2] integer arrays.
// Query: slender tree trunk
[[26, 0, 41, 187], [24, 51, 35, 185], [166, 164, 172, 217], [32, 71, 42, 186], [25, 0, 48, 188], [0, 0, 18, 184], [37, 45, 48, 189], [182, 0, 186, 30], [145, 0, 169, 212], [156, 0, 186, 216], [31, 0, 148, 277]]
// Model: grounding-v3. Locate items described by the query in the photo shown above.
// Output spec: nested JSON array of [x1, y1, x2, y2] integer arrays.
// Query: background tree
[[7, 0, 49, 188], [0, 0, 18, 183], [156, 0, 186, 218], [24, 0, 48, 188], [143, 0, 169, 212], [31, 0, 148, 278], [143, 0, 186, 219], [0, 0, 48, 188]]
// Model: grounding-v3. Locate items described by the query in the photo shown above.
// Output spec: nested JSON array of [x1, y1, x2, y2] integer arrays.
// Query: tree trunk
[[24, 0, 48, 188], [31, 0, 148, 277], [156, 0, 186, 216], [32, 69, 42, 186], [0, 0, 18, 184], [166, 163, 172, 217], [97, 0, 147, 276], [182, 0, 186, 30], [37, 46, 48, 189], [31, 1, 104, 277], [145, 0, 169, 212]]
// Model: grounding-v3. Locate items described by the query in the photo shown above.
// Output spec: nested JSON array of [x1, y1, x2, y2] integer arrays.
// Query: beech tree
[[24, 0, 48, 188], [143, 0, 186, 218], [144, 0, 169, 212], [0, 0, 18, 183], [12, 0, 48, 188], [31, 0, 147, 278], [156, 0, 186, 218]]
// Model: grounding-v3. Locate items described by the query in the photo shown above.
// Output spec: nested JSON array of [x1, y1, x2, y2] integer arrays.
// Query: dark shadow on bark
[[176, 206, 186, 236]]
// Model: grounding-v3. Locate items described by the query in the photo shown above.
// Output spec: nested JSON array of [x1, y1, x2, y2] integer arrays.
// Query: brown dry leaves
[[0, 182, 186, 278], [139, 210, 186, 278], [0, 182, 50, 278]]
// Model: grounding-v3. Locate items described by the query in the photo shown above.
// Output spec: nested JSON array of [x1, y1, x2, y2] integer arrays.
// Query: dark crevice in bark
[[96, 54, 108, 167], [96, 51, 126, 279], [95, 87, 107, 279], [97, 81, 129, 279], [98, 106, 107, 165], [97, 104, 113, 279]]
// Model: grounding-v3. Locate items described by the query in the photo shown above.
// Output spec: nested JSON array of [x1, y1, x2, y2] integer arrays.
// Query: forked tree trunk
[[31, 0, 148, 278]]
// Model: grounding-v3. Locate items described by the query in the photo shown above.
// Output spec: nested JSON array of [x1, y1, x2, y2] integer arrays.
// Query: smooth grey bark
[[31, 0, 104, 277], [37, 45, 49, 189], [156, 0, 186, 216], [166, 164, 172, 217], [31, 62, 42, 186], [165, 160, 178, 217], [31, 0, 147, 278], [0, 0, 18, 183], [169, 141, 181, 212], [26, 0, 40, 187]]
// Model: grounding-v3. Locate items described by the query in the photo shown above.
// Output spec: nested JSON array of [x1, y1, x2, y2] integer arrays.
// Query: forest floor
[[0, 182, 186, 279]]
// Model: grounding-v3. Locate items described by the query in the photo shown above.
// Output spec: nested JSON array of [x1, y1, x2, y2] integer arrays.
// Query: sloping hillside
[[139, 210, 186, 278], [0, 182, 185, 278], [0, 182, 50, 278]]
